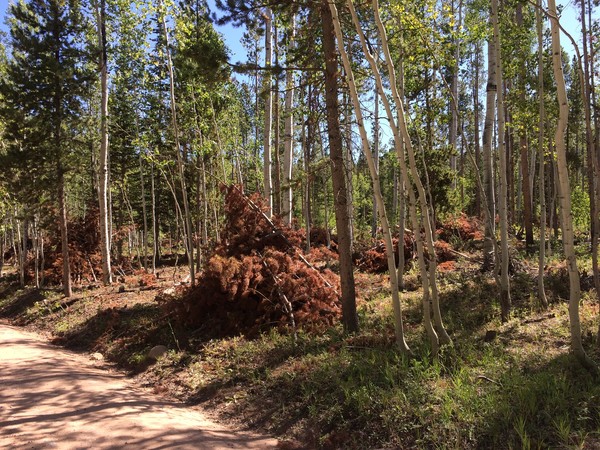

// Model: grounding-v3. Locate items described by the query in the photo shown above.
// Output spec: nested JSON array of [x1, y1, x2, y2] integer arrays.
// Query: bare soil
[[0, 322, 278, 449]]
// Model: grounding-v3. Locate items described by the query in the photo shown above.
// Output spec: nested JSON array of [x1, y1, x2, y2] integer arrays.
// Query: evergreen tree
[[0, 0, 93, 296]]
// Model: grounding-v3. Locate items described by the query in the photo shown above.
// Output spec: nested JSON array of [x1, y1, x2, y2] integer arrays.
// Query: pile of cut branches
[[33, 207, 103, 285], [436, 213, 484, 245], [354, 234, 415, 274], [157, 185, 341, 338], [355, 232, 463, 274]]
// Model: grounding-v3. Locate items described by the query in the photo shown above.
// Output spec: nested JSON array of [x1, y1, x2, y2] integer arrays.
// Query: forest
[[0, 0, 599, 447]]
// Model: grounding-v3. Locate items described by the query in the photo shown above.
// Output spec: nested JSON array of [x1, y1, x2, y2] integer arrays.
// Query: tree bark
[[160, 0, 195, 285], [537, 0, 548, 308], [516, 4, 534, 250], [368, 0, 451, 346], [58, 168, 72, 297], [473, 43, 482, 217], [492, 0, 511, 321], [97, 0, 112, 284], [371, 81, 379, 238], [449, 0, 461, 184], [282, 14, 295, 226], [263, 8, 274, 217], [320, 0, 359, 334], [548, 0, 597, 372], [150, 160, 157, 274], [330, 0, 409, 351], [273, 27, 281, 216], [482, 36, 496, 272]]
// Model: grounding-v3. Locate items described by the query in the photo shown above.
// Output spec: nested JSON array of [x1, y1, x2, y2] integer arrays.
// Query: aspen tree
[[536, 0, 548, 308], [320, 0, 359, 333], [580, 0, 600, 314], [339, 0, 453, 349], [282, 14, 295, 225], [370, 0, 451, 345], [516, 4, 534, 250], [329, 0, 410, 352], [548, 0, 597, 372], [158, 0, 195, 285], [96, 0, 112, 285], [492, 0, 511, 322], [263, 8, 274, 217]]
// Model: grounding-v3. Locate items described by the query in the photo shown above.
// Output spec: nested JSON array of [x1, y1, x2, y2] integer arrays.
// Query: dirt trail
[[0, 323, 278, 449]]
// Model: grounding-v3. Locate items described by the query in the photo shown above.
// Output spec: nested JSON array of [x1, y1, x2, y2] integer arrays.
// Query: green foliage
[[0, 0, 93, 207], [445, 176, 476, 218], [570, 184, 590, 232]]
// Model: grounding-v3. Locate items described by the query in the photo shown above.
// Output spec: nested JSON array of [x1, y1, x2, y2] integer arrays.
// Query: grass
[[1, 247, 600, 449]]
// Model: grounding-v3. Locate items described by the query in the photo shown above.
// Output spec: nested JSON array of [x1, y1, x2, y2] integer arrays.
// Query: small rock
[[484, 330, 497, 342], [148, 345, 168, 360], [118, 285, 126, 293], [162, 287, 176, 297], [91, 352, 104, 361]]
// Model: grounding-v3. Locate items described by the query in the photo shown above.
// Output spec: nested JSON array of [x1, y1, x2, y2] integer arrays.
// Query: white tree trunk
[[369, 0, 452, 346], [282, 14, 295, 225], [97, 0, 111, 285], [329, 0, 409, 352], [263, 8, 273, 217], [548, 0, 597, 372], [159, 0, 195, 285], [537, 0, 548, 308], [492, 0, 511, 322]]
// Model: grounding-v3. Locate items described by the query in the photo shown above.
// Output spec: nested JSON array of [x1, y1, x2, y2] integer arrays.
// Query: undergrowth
[[2, 233, 600, 449]]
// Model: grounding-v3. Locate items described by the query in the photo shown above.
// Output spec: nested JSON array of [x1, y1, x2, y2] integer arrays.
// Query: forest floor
[[1, 240, 600, 449]]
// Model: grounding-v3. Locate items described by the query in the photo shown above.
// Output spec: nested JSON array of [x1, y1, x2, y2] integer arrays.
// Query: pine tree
[[0, 0, 93, 297]]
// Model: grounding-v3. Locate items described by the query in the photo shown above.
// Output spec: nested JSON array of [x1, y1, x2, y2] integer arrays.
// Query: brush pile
[[157, 185, 341, 338], [34, 207, 103, 285]]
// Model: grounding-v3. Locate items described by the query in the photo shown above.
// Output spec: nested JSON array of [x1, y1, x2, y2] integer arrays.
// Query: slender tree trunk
[[303, 84, 313, 252], [263, 8, 274, 216], [304, 83, 314, 252], [33, 217, 40, 288], [492, 0, 511, 321], [371, 82, 379, 238], [11, 214, 20, 283], [397, 175, 406, 291], [200, 155, 209, 254], [343, 92, 354, 245], [449, 0, 461, 184], [396, 35, 406, 291], [282, 15, 295, 226], [139, 154, 148, 270], [506, 102, 515, 225], [97, 0, 112, 285], [330, 0, 409, 351], [548, 0, 597, 372], [482, 36, 497, 272], [320, 0, 359, 333], [159, 0, 195, 285], [517, 4, 534, 250], [273, 27, 281, 216], [474, 43, 482, 216], [537, 0, 548, 308], [150, 160, 157, 274], [58, 168, 72, 297], [18, 218, 26, 288]]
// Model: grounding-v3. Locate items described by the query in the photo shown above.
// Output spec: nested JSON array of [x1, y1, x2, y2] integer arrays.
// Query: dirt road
[[0, 323, 278, 449]]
